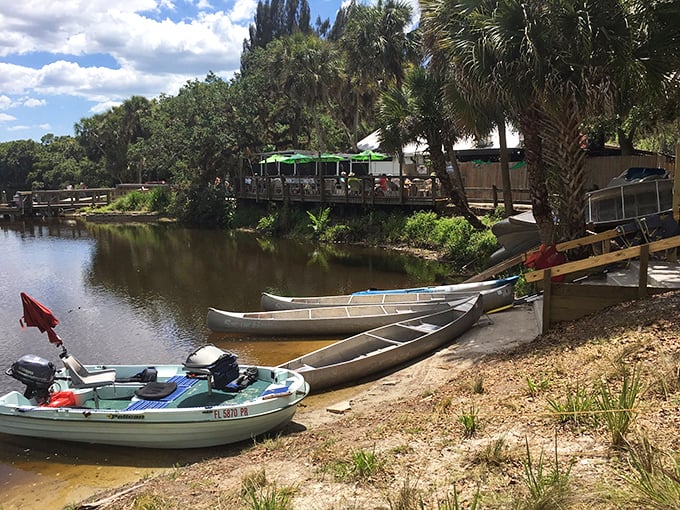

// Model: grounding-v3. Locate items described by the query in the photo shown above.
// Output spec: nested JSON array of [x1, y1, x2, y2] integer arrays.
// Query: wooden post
[[542, 269, 552, 334], [638, 243, 649, 298]]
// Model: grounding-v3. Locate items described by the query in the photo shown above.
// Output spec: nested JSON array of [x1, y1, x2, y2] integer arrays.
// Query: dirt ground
[[73, 292, 680, 510]]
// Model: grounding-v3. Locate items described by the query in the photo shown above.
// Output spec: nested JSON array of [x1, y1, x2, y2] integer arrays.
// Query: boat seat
[[62, 355, 116, 389]]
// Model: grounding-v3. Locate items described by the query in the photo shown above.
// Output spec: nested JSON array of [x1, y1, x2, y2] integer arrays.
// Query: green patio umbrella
[[258, 154, 288, 164], [350, 150, 389, 174], [258, 154, 288, 175], [281, 153, 316, 176], [280, 153, 315, 164], [318, 153, 346, 162], [350, 150, 389, 161]]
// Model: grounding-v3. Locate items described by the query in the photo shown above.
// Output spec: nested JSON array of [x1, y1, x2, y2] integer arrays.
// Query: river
[[0, 217, 454, 509]]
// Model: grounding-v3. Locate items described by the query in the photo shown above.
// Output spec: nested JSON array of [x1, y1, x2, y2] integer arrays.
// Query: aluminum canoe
[[206, 299, 471, 336], [261, 282, 514, 313], [278, 295, 483, 392]]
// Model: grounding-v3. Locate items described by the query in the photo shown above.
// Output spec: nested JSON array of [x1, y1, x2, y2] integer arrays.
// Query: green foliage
[[525, 373, 552, 397], [256, 212, 279, 235], [402, 211, 439, 247], [350, 447, 383, 479], [597, 364, 643, 448], [320, 223, 353, 243], [625, 436, 680, 509], [328, 447, 384, 482], [306, 207, 331, 237], [520, 437, 573, 509], [170, 182, 234, 227], [459, 405, 479, 438], [547, 383, 599, 426], [242, 485, 294, 510]]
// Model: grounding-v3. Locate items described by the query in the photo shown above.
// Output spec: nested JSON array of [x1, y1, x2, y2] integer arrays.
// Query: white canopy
[[358, 128, 522, 157]]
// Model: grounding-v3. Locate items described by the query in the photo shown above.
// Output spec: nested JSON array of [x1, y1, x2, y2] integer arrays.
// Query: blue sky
[[0, 0, 389, 143]]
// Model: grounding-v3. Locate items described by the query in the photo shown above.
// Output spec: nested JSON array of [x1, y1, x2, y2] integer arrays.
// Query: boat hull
[[585, 179, 673, 230], [350, 276, 516, 295], [0, 363, 308, 449], [279, 295, 483, 392]]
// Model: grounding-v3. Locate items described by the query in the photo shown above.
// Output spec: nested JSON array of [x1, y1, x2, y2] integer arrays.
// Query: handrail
[[525, 235, 680, 283]]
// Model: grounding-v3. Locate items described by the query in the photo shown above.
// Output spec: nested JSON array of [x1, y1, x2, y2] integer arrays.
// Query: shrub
[[402, 211, 439, 247]]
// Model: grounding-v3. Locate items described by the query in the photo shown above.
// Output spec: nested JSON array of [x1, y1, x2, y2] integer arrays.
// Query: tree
[[421, 0, 669, 243], [74, 96, 153, 184], [275, 34, 340, 152], [338, 0, 416, 148], [378, 66, 485, 229], [243, 0, 313, 57]]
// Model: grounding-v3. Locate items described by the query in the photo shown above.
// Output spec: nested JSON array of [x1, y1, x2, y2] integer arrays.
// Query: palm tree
[[422, 0, 662, 243], [339, 0, 416, 146], [277, 33, 340, 152], [378, 66, 485, 229]]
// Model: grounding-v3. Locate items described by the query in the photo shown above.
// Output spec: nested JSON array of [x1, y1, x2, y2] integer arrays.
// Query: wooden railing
[[525, 234, 680, 333]]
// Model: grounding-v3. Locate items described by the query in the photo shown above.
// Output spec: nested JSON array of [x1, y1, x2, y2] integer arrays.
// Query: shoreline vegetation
[[82, 189, 506, 277], [69, 291, 680, 510]]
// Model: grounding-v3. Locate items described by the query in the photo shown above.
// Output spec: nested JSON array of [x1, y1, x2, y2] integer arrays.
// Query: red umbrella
[[19, 292, 63, 346]]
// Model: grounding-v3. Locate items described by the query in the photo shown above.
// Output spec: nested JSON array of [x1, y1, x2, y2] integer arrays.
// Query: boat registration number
[[214, 407, 248, 419]]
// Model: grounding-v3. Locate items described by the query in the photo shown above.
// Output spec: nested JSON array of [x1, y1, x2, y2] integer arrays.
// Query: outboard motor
[[6, 354, 56, 404]]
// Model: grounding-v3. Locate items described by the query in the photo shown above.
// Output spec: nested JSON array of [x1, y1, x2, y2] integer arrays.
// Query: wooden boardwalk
[[236, 175, 528, 209]]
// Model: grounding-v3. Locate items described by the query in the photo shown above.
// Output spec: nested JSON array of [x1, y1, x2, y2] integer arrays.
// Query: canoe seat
[[403, 323, 440, 333]]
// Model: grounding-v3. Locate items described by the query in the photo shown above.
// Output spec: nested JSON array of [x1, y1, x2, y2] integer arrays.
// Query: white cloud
[[0, 2, 251, 102], [0, 113, 17, 122], [23, 98, 46, 108], [8, 124, 29, 131], [90, 101, 122, 114], [0, 95, 14, 110]]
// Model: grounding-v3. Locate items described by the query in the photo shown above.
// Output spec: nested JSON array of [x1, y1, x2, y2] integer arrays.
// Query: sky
[[0, 0, 419, 144]]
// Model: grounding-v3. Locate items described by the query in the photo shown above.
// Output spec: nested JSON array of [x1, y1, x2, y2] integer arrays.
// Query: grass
[[520, 436, 573, 509], [597, 364, 643, 447], [458, 404, 479, 438], [476, 436, 510, 467], [130, 494, 170, 510], [472, 375, 484, 394], [385, 478, 481, 510], [625, 436, 680, 509], [547, 382, 599, 426], [240, 469, 295, 510], [525, 372, 552, 397], [324, 447, 384, 482]]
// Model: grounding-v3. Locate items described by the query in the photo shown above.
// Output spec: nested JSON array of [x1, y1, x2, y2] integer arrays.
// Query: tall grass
[[597, 364, 643, 447], [547, 382, 599, 426], [520, 436, 573, 509], [625, 436, 680, 509]]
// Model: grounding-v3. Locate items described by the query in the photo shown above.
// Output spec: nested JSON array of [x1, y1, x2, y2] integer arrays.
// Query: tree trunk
[[519, 106, 555, 243], [541, 96, 587, 244], [617, 126, 636, 156], [497, 117, 514, 217], [429, 138, 484, 230]]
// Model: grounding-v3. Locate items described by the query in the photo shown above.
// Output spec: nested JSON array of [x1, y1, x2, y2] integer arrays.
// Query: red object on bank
[[19, 292, 63, 346], [524, 244, 566, 282]]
